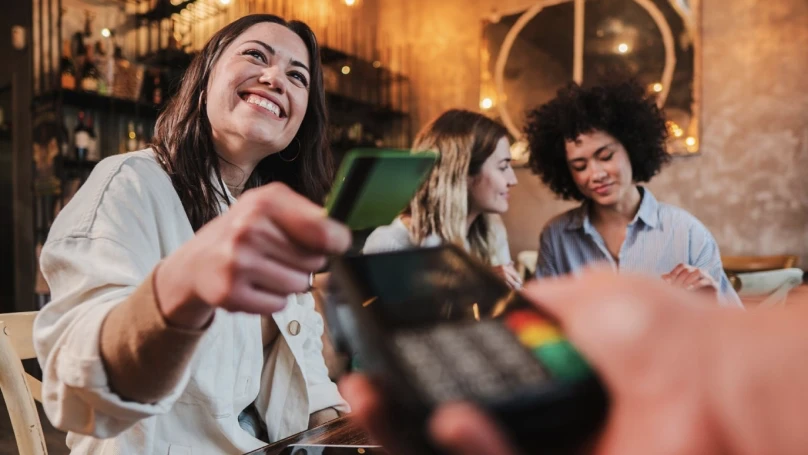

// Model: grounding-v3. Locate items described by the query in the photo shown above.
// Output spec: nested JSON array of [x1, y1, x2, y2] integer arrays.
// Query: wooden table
[[245, 417, 375, 455], [740, 284, 808, 307]]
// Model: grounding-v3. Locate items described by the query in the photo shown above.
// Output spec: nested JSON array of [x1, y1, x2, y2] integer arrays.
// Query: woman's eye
[[244, 49, 266, 62], [601, 152, 614, 161], [289, 71, 309, 87], [573, 165, 587, 172]]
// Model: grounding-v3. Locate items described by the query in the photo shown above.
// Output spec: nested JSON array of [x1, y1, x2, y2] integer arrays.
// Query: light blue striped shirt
[[536, 187, 742, 307]]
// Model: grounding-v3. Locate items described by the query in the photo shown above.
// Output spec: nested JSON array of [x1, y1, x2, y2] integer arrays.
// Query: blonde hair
[[407, 109, 508, 264]]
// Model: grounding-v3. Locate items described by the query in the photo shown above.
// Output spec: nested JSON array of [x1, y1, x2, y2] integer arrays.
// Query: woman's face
[[565, 130, 634, 207], [468, 137, 518, 215], [205, 22, 311, 165]]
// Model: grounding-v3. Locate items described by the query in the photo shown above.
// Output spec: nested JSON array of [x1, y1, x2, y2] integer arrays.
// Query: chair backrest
[[734, 268, 804, 307], [0, 312, 48, 455], [723, 255, 800, 273], [516, 250, 539, 280]]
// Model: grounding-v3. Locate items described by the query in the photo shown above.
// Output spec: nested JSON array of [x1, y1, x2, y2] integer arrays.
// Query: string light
[[685, 137, 696, 147], [480, 98, 493, 109], [341, 65, 351, 75], [219, 0, 232, 5], [345, 0, 356, 5], [653, 83, 663, 93], [617, 43, 629, 54], [372, 61, 381, 68], [100, 28, 111, 38]]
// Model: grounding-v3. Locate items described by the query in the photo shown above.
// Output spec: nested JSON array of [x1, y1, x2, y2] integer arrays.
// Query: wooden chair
[[722, 255, 800, 273], [0, 312, 48, 455]]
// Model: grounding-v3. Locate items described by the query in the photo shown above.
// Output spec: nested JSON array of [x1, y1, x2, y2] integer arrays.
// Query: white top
[[362, 215, 513, 266], [33, 150, 348, 454]]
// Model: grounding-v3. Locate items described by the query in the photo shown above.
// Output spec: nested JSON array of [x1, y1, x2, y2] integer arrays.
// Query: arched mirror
[[480, 0, 701, 164]]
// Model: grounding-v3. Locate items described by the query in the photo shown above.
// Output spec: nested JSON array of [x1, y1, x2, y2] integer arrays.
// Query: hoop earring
[[279, 138, 301, 162]]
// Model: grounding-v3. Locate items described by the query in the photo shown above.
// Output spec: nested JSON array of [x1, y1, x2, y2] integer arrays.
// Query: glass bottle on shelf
[[60, 113, 70, 157], [94, 40, 110, 96], [73, 111, 91, 161], [86, 113, 100, 162], [60, 39, 76, 90], [80, 44, 101, 92]]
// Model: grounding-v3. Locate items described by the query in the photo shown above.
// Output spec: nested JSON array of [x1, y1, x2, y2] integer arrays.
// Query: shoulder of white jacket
[[48, 149, 173, 239]]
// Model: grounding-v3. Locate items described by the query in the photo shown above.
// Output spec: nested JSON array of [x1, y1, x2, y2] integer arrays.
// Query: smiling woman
[[362, 109, 523, 290], [153, 14, 332, 230], [525, 80, 741, 307], [33, 14, 349, 454]]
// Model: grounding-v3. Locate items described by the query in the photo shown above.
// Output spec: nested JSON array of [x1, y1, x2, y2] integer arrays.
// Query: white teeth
[[244, 94, 282, 117]]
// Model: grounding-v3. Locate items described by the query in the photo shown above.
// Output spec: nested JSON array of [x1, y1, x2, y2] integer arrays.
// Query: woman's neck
[[218, 159, 256, 198], [590, 186, 642, 226]]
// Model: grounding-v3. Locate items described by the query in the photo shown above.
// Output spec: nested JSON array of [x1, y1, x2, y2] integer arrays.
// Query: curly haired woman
[[525, 80, 740, 306]]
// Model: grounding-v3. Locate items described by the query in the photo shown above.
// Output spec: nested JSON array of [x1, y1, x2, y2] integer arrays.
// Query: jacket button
[[288, 320, 301, 336]]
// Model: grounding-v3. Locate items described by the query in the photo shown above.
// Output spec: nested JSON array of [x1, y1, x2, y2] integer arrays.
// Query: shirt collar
[[563, 186, 659, 231]]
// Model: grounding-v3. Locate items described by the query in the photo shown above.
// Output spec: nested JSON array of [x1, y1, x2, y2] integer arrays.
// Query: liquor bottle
[[79, 44, 101, 92], [86, 113, 100, 162], [73, 111, 91, 161], [60, 39, 76, 90], [72, 32, 87, 81], [60, 113, 70, 157], [94, 40, 110, 95]]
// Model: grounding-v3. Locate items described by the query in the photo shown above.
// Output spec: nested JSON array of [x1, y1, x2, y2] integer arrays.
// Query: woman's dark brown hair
[[408, 109, 509, 263], [152, 14, 332, 230]]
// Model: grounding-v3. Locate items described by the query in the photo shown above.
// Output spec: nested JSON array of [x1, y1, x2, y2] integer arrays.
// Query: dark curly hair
[[525, 80, 670, 201]]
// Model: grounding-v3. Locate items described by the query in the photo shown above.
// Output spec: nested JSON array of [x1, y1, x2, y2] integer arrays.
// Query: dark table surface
[[245, 417, 376, 455]]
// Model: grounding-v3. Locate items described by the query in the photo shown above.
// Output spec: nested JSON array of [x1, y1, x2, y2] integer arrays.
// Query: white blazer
[[34, 150, 348, 454]]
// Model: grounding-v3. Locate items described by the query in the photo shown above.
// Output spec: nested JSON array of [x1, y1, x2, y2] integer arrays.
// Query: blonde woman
[[363, 109, 521, 288]]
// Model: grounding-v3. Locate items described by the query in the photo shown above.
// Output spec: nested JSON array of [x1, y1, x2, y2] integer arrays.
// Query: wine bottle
[[86, 113, 100, 162], [80, 44, 101, 92], [94, 40, 110, 95], [60, 39, 76, 90], [73, 111, 90, 161]]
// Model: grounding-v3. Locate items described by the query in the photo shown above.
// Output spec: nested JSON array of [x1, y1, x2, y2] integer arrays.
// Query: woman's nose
[[258, 66, 286, 93]]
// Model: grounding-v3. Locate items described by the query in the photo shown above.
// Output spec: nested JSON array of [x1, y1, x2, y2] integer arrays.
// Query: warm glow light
[[219, 0, 232, 4], [341, 65, 351, 75], [100, 28, 111, 38], [617, 43, 629, 54], [667, 120, 685, 137], [372, 60, 381, 68], [685, 137, 696, 146], [653, 83, 663, 93], [128, 132, 136, 139], [345, 0, 356, 5], [480, 97, 494, 109]]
